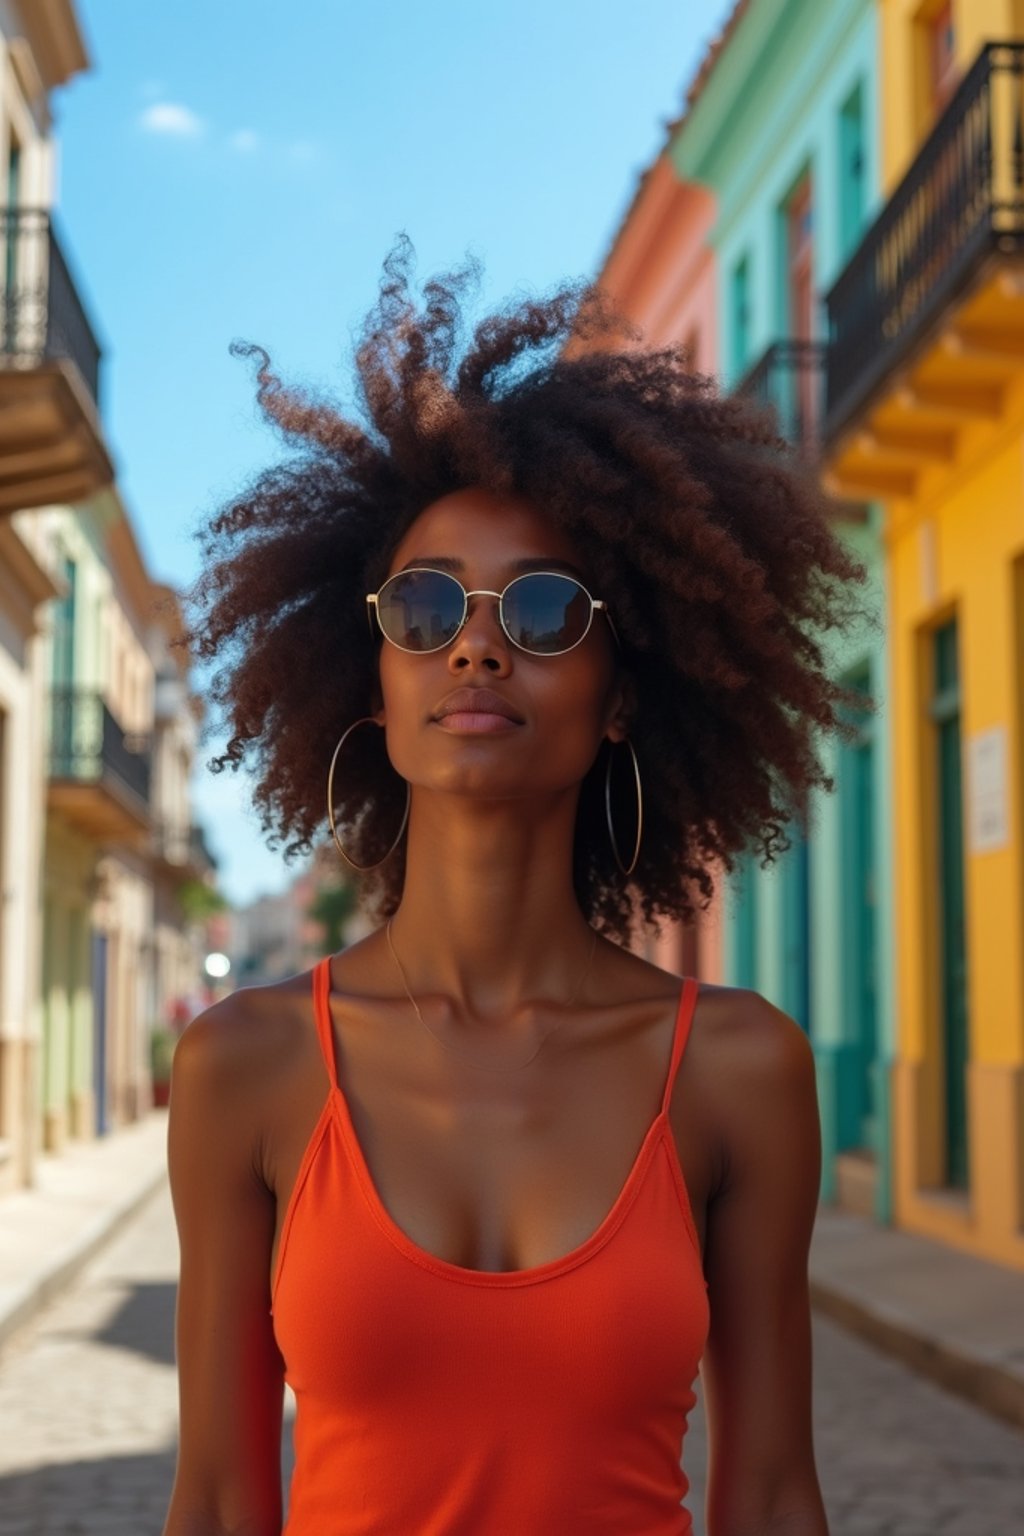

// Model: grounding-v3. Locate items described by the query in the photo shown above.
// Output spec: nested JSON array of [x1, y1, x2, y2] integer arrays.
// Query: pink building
[[577, 151, 725, 983], [594, 153, 718, 370]]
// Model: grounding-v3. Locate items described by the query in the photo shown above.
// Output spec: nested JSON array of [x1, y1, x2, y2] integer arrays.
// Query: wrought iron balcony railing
[[735, 339, 828, 454], [189, 823, 218, 872], [49, 688, 151, 808], [824, 40, 1024, 442], [151, 819, 219, 874], [0, 209, 102, 405], [153, 819, 191, 865]]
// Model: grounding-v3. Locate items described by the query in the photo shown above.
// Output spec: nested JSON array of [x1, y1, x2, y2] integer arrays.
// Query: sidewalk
[[809, 1205, 1024, 1432], [0, 1110, 169, 1352], [1, 1117, 1022, 1437]]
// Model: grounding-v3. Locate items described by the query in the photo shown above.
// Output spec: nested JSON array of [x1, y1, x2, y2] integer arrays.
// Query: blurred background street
[[2, 0, 1024, 1530]]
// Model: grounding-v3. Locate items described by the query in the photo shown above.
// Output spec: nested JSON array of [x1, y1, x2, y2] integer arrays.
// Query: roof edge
[[15, 0, 90, 95], [666, 0, 752, 138]]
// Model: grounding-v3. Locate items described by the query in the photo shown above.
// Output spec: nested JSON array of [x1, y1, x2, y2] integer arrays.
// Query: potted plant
[[150, 1025, 178, 1108]]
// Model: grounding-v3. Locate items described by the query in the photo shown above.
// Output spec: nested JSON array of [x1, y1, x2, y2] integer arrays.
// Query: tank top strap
[[659, 975, 700, 1118], [311, 956, 340, 1092]]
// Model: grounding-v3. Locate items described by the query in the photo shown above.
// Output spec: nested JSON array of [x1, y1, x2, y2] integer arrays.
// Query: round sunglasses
[[366, 567, 620, 656]]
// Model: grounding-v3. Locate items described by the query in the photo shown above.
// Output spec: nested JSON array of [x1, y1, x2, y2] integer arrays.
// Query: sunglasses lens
[[503, 573, 592, 654], [376, 569, 464, 651]]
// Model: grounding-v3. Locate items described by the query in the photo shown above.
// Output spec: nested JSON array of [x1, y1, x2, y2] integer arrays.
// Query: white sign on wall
[[967, 726, 1010, 854]]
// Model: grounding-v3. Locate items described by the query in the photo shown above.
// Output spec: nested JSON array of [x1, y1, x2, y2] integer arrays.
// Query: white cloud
[[228, 128, 260, 153], [139, 102, 206, 138]]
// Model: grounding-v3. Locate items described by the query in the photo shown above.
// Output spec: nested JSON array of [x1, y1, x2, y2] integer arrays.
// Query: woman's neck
[[385, 793, 598, 1023]]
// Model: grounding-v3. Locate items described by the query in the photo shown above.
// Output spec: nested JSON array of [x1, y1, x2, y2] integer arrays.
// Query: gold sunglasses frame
[[365, 567, 621, 656]]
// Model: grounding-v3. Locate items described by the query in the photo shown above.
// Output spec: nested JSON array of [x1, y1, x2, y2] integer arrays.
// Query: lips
[[432, 687, 524, 723]]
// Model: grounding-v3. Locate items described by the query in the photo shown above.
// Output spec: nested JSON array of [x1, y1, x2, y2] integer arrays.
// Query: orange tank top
[[270, 956, 709, 1535]]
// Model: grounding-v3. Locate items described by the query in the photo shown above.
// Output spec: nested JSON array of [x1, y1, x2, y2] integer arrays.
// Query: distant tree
[[308, 879, 359, 953], [179, 879, 228, 925]]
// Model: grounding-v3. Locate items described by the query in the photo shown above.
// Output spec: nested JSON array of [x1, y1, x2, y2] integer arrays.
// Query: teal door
[[781, 825, 810, 1030], [730, 255, 752, 379], [732, 850, 758, 988], [931, 620, 969, 1189], [839, 669, 878, 1150]]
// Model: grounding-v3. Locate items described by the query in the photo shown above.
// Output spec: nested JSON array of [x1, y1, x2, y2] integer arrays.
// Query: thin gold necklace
[[384, 918, 598, 1074]]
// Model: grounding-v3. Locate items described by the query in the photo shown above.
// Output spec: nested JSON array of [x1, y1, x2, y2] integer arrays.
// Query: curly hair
[[182, 234, 876, 946]]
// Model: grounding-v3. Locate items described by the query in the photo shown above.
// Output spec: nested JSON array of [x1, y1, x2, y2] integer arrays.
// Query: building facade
[[0, 1, 215, 1191], [583, 153, 722, 983], [147, 581, 217, 1037], [0, 0, 112, 1193], [673, 0, 894, 1225], [590, 0, 896, 1223], [820, 0, 1024, 1269], [31, 492, 155, 1146], [588, 0, 1024, 1272]]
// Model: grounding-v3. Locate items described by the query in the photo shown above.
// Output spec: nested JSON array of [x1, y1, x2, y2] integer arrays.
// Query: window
[[785, 173, 817, 442], [929, 2, 957, 113], [786, 174, 813, 340], [7, 134, 21, 210], [730, 255, 752, 379], [839, 82, 866, 260], [5, 131, 21, 294], [51, 557, 76, 688]]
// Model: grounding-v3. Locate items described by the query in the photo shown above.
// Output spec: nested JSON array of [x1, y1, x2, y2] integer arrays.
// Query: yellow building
[[821, 0, 1024, 1268]]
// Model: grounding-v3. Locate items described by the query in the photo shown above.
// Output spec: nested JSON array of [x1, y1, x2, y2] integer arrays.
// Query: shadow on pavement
[[0, 1432, 295, 1535], [0, 1446, 178, 1534], [93, 1282, 177, 1369]]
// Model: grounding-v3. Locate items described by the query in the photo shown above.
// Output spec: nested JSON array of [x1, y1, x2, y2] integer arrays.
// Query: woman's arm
[[700, 991, 830, 1536], [161, 995, 286, 1536]]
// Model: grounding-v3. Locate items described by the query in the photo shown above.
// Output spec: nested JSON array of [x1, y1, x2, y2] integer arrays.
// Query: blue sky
[[55, 0, 733, 905]]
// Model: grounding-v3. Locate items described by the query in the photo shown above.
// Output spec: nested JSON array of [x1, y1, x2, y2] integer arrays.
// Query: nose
[[447, 589, 512, 673]]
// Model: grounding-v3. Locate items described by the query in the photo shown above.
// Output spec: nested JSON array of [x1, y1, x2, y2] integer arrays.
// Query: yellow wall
[[888, 366, 1024, 1266], [879, 0, 1024, 189]]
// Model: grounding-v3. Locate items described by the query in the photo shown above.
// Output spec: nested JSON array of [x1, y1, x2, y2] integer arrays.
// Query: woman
[[164, 238, 867, 1535]]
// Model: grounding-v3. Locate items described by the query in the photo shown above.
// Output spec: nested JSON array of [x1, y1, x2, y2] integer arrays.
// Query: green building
[[668, 0, 893, 1222]]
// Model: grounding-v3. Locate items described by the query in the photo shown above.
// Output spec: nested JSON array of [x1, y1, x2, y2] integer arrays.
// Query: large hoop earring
[[326, 716, 410, 872], [604, 736, 643, 876]]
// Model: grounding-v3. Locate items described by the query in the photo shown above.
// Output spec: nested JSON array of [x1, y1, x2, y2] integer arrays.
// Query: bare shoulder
[[693, 981, 813, 1066], [691, 980, 815, 1095], [173, 969, 323, 1106], [693, 984, 819, 1192], [596, 953, 816, 1189], [600, 944, 810, 1074]]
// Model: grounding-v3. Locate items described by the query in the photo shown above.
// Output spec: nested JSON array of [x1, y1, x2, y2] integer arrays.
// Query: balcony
[[822, 41, 1024, 498], [151, 819, 219, 878], [0, 210, 114, 515], [736, 340, 828, 455], [48, 689, 151, 842], [189, 823, 219, 874], [151, 818, 191, 872]]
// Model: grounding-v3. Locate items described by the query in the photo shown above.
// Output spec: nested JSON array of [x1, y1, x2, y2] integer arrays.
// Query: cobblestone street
[[1, 1180, 1021, 1535]]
